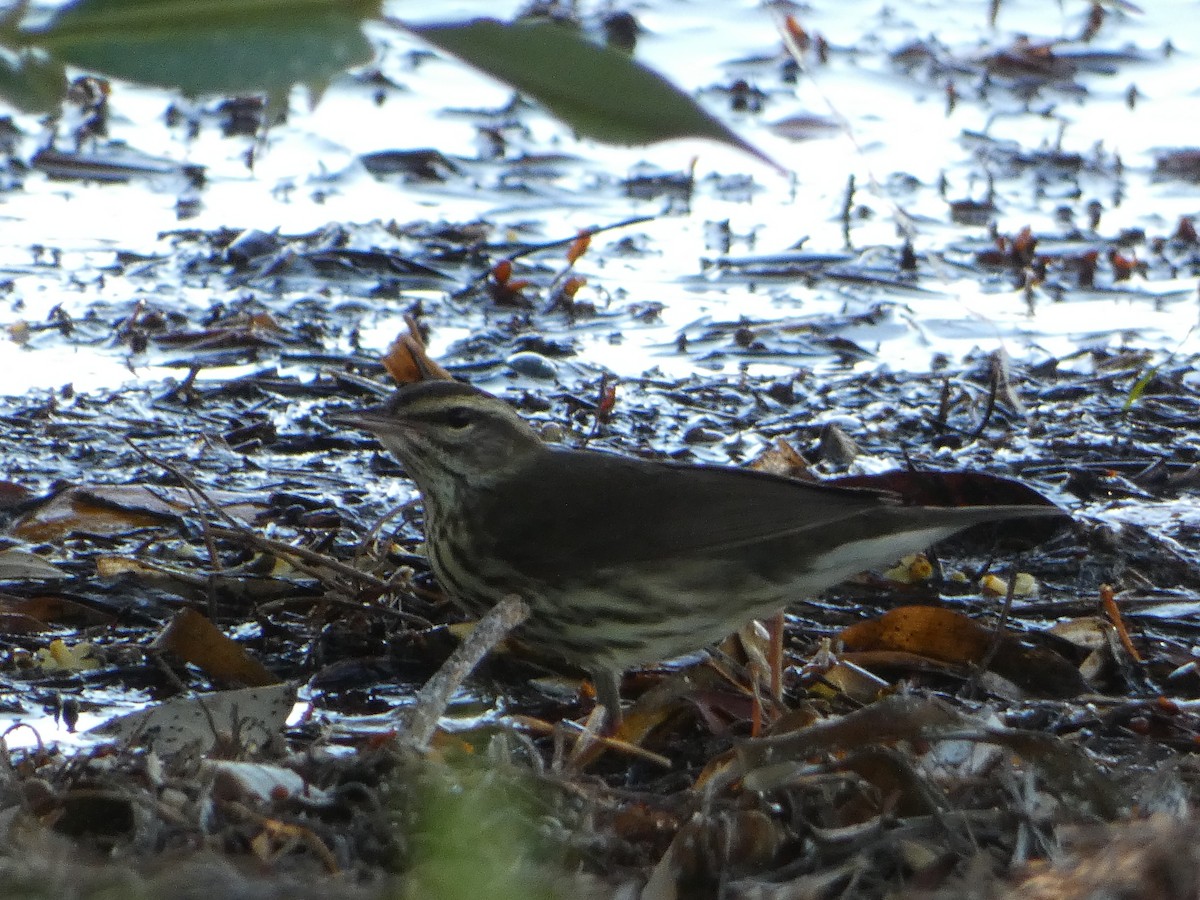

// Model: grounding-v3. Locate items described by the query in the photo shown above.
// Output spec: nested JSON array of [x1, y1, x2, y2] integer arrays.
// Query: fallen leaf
[[88, 682, 296, 755], [11, 484, 266, 542], [0, 548, 66, 580], [34, 637, 99, 672], [152, 607, 281, 687]]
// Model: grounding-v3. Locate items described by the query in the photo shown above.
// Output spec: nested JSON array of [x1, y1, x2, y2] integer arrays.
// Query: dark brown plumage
[[332, 379, 1066, 721]]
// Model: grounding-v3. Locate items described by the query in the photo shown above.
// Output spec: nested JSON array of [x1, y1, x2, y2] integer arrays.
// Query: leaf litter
[[1, 2, 1200, 898]]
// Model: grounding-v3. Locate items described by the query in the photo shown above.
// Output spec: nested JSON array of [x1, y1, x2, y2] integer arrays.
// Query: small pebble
[[817, 422, 859, 467], [683, 424, 723, 444], [506, 351, 557, 380]]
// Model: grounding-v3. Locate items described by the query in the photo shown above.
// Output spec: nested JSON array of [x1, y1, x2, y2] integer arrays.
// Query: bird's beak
[[327, 405, 392, 434]]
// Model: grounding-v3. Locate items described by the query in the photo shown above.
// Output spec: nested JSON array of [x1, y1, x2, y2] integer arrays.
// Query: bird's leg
[[768, 610, 785, 702], [591, 668, 624, 731]]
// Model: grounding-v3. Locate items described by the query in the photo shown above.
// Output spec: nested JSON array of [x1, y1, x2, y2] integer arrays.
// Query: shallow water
[[0, 0, 1197, 396]]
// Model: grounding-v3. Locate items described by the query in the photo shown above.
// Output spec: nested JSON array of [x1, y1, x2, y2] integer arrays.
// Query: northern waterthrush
[[332, 379, 1066, 720]]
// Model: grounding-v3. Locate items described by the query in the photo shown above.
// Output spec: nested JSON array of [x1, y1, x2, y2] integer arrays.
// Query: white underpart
[[574, 524, 964, 670], [804, 526, 961, 585]]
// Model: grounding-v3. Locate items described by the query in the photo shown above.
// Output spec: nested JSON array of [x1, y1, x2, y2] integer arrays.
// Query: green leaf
[[408, 17, 781, 170], [20, 0, 379, 98], [1123, 364, 1159, 411], [0, 51, 67, 114]]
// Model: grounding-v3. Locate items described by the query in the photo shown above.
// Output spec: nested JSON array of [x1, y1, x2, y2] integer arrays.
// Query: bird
[[330, 378, 1066, 723]]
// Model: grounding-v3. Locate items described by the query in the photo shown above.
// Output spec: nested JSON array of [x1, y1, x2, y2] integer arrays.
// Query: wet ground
[[2, 0, 1200, 897]]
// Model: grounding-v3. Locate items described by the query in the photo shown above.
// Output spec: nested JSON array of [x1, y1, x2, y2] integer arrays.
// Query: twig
[[125, 439, 239, 617], [206, 526, 391, 592], [455, 214, 658, 293], [840, 174, 855, 250], [253, 593, 433, 631], [124, 438, 246, 534], [126, 438, 399, 595], [1100, 584, 1143, 663], [400, 594, 529, 750], [145, 648, 221, 744], [968, 362, 1002, 440], [510, 714, 672, 769], [355, 499, 421, 560], [979, 561, 1019, 676]]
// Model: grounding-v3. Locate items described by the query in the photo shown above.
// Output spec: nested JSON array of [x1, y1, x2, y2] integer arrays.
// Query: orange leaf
[[784, 16, 811, 52], [841, 606, 1087, 698], [0, 594, 115, 629], [381, 315, 453, 384], [1100, 583, 1142, 662], [840, 605, 991, 666], [562, 275, 586, 297], [566, 230, 591, 264], [152, 607, 280, 687], [491, 258, 513, 284]]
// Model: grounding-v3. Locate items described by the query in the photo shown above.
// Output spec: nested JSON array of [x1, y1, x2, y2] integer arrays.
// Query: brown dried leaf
[[0, 548, 66, 580], [0, 593, 115, 629], [841, 605, 991, 664], [10, 484, 265, 542], [840, 606, 1086, 698], [381, 314, 453, 384], [152, 607, 280, 687], [748, 438, 814, 479]]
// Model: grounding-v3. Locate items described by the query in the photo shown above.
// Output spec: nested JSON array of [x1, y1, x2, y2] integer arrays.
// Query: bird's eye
[[444, 407, 473, 429]]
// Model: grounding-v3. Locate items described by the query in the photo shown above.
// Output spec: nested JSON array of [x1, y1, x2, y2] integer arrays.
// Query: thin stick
[[125, 438, 397, 593], [1100, 583, 1143, 663], [769, 610, 785, 703], [979, 561, 1019, 676], [401, 594, 529, 750], [455, 214, 658, 293], [206, 526, 391, 592]]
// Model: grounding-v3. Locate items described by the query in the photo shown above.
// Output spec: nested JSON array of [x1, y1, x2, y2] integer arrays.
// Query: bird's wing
[[477, 447, 901, 575]]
